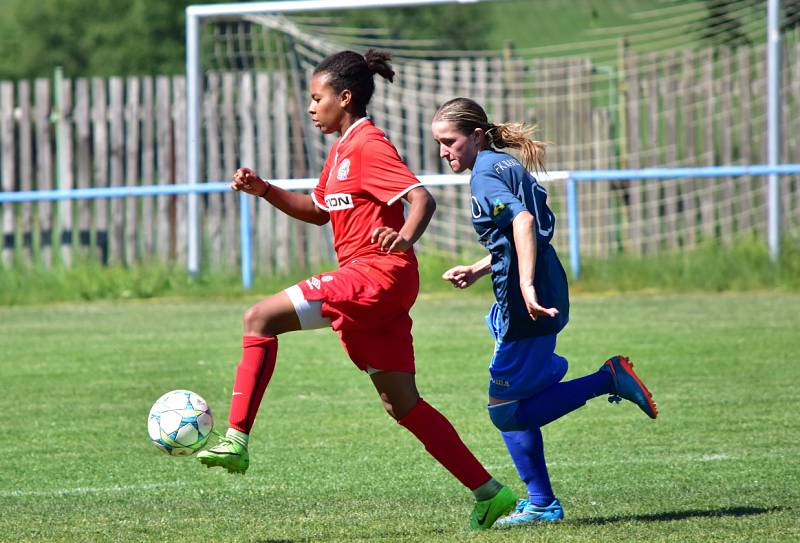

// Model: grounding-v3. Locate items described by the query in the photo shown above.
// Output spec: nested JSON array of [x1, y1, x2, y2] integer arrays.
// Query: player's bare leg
[[240, 291, 304, 337], [369, 370, 419, 420], [199, 291, 302, 474], [371, 371, 516, 529]]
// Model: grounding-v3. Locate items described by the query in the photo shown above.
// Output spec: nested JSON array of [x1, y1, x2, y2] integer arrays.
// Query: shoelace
[[605, 358, 622, 404], [208, 431, 238, 450]]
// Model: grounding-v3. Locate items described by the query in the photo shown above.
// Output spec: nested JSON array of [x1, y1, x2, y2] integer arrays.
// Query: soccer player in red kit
[[197, 49, 516, 530]]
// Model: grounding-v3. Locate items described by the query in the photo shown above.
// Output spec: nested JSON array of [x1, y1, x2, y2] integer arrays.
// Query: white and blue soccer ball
[[148, 390, 214, 456]]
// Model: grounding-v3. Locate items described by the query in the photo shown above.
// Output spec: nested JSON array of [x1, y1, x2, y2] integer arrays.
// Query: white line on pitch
[[0, 481, 186, 498]]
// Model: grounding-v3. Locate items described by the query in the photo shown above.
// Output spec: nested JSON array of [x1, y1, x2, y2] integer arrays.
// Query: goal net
[[188, 0, 799, 277], [188, 0, 572, 276]]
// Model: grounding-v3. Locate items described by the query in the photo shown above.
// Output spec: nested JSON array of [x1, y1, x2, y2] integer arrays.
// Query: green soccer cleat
[[197, 437, 250, 474], [469, 485, 518, 531], [600, 355, 658, 419]]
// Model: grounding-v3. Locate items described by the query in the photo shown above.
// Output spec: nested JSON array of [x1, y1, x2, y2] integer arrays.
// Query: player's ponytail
[[434, 97, 547, 173], [364, 49, 395, 83], [314, 49, 394, 116], [489, 122, 547, 174]]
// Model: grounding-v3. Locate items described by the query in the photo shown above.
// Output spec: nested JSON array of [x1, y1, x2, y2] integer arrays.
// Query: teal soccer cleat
[[469, 485, 517, 530], [600, 355, 658, 419], [197, 437, 250, 474], [495, 498, 564, 526]]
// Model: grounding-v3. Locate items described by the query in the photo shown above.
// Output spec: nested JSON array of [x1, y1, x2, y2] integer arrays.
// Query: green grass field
[[1, 292, 799, 542]]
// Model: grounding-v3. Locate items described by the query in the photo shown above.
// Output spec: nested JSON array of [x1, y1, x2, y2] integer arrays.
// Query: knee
[[488, 401, 525, 432], [379, 392, 417, 421], [243, 305, 272, 335]]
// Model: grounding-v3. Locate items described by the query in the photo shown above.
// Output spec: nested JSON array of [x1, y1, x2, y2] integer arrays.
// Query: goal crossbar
[[187, 0, 479, 19]]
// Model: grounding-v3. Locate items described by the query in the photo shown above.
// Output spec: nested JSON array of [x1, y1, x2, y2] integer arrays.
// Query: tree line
[[0, 0, 486, 79]]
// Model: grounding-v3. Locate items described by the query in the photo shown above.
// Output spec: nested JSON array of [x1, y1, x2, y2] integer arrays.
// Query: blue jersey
[[470, 149, 569, 341]]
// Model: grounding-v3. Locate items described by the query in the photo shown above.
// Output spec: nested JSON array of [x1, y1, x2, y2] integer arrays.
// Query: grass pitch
[[1, 292, 798, 542]]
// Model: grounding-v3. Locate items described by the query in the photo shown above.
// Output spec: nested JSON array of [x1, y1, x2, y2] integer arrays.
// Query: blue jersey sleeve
[[471, 169, 527, 232]]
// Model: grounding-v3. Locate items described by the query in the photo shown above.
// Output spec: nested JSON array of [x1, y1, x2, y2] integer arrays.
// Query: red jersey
[[312, 118, 422, 267]]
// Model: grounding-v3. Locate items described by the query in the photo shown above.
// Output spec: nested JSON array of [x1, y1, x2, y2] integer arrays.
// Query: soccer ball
[[147, 390, 214, 456]]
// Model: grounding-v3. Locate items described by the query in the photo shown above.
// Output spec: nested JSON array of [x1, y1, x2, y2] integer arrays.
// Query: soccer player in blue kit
[[431, 97, 658, 526]]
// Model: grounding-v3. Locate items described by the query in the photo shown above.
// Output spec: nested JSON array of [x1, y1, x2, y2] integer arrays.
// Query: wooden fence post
[[125, 77, 141, 265], [141, 76, 155, 259], [73, 79, 91, 260], [1, 82, 15, 267]]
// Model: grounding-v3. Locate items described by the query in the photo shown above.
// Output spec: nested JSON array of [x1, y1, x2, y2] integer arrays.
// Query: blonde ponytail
[[489, 122, 547, 174], [434, 97, 548, 173]]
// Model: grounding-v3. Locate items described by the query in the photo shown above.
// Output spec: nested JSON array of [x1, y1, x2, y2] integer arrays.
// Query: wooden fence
[[1, 42, 799, 272]]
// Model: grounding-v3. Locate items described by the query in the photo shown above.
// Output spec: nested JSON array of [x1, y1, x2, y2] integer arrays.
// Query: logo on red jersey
[[325, 193, 354, 211], [305, 275, 334, 290], [336, 158, 351, 180], [305, 277, 321, 290]]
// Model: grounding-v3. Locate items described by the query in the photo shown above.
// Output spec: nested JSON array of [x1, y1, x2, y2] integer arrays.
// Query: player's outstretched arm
[[231, 167, 329, 225], [442, 254, 491, 289]]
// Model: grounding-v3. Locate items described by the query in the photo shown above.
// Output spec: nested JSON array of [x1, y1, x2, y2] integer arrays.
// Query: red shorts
[[297, 256, 419, 373]]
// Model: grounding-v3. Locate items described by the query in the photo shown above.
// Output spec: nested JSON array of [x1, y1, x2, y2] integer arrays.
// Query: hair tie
[[485, 124, 497, 146]]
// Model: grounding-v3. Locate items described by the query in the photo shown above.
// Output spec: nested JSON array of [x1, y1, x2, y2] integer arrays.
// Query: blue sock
[[515, 370, 613, 429], [502, 429, 554, 507]]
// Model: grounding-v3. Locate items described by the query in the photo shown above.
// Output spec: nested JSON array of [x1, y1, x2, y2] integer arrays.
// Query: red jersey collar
[[339, 116, 372, 144]]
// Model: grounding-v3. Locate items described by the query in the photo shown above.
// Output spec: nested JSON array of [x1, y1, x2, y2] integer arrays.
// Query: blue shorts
[[485, 303, 568, 400]]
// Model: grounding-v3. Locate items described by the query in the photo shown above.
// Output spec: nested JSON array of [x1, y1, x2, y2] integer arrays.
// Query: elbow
[[514, 211, 535, 229], [310, 207, 330, 226], [427, 196, 437, 216], [422, 190, 437, 216], [407, 186, 436, 215]]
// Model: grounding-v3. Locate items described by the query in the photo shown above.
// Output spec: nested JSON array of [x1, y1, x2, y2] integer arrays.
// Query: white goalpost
[[184, 0, 491, 275]]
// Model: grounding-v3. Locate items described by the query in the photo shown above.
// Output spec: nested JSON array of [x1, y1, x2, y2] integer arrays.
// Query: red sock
[[228, 335, 278, 433], [398, 399, 492, 490]]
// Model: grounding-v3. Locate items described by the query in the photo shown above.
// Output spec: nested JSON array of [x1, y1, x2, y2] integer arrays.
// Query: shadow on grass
[[573, 505, 784, 525], [250, 507, 785, 540]]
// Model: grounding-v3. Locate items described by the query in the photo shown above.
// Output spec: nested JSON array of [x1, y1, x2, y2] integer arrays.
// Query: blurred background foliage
[[1, 0, 799, 79]]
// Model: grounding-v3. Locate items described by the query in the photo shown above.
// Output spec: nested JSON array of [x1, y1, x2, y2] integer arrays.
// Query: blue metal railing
[[0, 174, 486, 287], [0, 180, 298, 288], [564, 164, 800, 279], [2, 165, 798, 287]]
